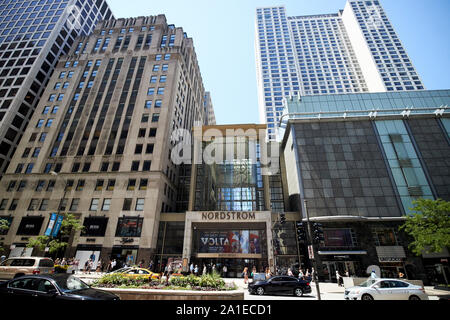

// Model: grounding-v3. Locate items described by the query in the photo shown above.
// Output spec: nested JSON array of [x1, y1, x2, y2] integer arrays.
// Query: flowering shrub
[[93, 272, 236, 291]]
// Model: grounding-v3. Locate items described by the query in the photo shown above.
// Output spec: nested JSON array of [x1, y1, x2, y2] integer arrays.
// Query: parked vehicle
[[109, 267, 160, 280], [0, 257, 54, 280], [344, 279, 429, 300], [0, 274, 119, 300], [248, 275, 312, 297]]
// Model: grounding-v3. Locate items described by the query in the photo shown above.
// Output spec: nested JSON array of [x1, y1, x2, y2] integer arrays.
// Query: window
[[127, 179, 136, 191], [323, 229, 355, 247], [9, 199, 19, 211], [147, 87, 155, 95], [45, 119, 53, 127], [159, 75, 166, 83], [145, 144, 154, 154], [142, 161, 151, 171], [0, 199, 8, 210], [131, 161, 140, 171], [76, 180, 85, 191], [100, 162, 109, 172], [139, 179, 148, 190], [150, 76, 157, 83], [135, 144, 143, 154], [90, 199, 99, 211], [151, 113, 159, 122], [70, 198, 79, 211], [102, 199, 111, 211], [152, 65, 159, 72], [47, 180, 55, 192], [95, 180, 104, 191], [25, 164, 34, 174], [16, 217, 44, 236], [141, 114, 149, 123], [162, 64, 168, 71], [115, 217, 143, 237], [122, 198, 132, 211], [71, 162, 80, 172], [82, 162, 91, 172], [28, 199, 40, 211], [135, 198, 145, 211], [39, 199, 49, 211], [39, 133, 47, 142], [107, 179, 115, 191], [145, 100, 152, 109], [157, 87, 164, 95], [32, 148, 40, 157], [138, 128, 146, 137], [372, 228, 398, 246], [81, 217, 108, 237], [155, 54, 162, 61], [149, 128, 157, 137], [111, 162, 120, 172], [164, 54, 171, 60], [65, 180, 74, 191], [35, 180, 45, 191], [15, 164, 24, 173], [36, 119, 44, 128]]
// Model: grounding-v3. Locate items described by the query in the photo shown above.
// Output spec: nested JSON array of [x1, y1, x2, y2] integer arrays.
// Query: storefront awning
[[318, 250, 367, 255]]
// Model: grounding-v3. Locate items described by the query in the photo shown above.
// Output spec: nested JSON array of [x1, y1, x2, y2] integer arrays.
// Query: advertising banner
[[44, 213, 57, 236], [51, 215, 64, 237], [199, 230, 260, 254]]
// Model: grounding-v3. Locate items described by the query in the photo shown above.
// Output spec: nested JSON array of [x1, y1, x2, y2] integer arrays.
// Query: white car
[[344, 278, 428, 300]]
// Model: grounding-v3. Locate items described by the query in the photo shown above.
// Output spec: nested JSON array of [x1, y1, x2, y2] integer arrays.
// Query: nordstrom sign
[[201, 211, 256, 221]]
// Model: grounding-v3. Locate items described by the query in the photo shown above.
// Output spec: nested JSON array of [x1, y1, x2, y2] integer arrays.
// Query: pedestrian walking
[[251, 266, 257, 277], [96, 259, 102, 272], [265, 267, 272, 280], [311, 267, 315, 282], [148, 260, 154, 271], [298, 268, 304, 279], [212, 264, 216, 274], [168, 263, 173, 276], [345, 270, 349, 277], [194, 265, 199, 276], [336, 270, 342, 286], [222, 265, 227, 278], [111, 259, 117, 271], [370, 269, 378, 279], [288, 268, 293, 277], [203, 264, 207, 275], [190, 263, 194, 274], [243, 267, 249, 284]]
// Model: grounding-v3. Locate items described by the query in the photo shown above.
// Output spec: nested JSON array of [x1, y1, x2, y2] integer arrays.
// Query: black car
[[0, 274, 119, 300], [248, 275, 312, 297]]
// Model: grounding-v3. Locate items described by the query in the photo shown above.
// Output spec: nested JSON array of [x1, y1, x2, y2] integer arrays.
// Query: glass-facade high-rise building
[[255, 0, 425, 140], [0, 0, 113, 177]]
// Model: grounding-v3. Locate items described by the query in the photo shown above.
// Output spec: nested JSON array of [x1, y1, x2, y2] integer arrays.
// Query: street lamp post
[[304, 200, 321, 300]]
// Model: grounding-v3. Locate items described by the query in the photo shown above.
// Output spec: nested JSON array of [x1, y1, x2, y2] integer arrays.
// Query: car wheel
[[294, 288, 304, 297], [256, 287, 265, 296], [409, 295, 420, 301], [361, 294, 374, 301]]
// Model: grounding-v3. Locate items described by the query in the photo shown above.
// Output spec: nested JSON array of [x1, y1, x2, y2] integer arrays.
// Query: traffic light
[[312, 223, 324, 243], [279, 212, 286, 224], [296, 221, 307, 242]]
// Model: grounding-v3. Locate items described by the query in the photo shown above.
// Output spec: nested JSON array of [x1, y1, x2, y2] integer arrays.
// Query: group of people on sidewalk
[[242, 266, 316, 284]]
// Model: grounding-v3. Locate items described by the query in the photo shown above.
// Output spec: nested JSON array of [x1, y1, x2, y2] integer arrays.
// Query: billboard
[[199, 230, 260, 254]]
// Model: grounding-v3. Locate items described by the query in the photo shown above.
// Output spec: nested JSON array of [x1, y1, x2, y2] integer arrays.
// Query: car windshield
[[111, 267, 131, 273], [358, 279, 378, 287], [55, 276, 90, 293]]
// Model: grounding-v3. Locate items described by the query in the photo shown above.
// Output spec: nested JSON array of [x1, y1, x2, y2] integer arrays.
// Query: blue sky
[[107, 0, 450, 125]]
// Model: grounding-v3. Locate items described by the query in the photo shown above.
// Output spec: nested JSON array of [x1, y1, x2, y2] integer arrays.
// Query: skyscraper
[[255, 0, 425, 140], [0, 0, 113, 177], [0, 15, 212, 264]]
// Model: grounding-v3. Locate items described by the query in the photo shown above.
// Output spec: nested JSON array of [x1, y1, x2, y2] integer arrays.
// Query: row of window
[[0, 196, 146, 213]]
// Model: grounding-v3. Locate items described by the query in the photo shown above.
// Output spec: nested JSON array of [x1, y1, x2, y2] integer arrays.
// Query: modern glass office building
[[280, 89, 449, 284], [255, 0, 425, 140], [0, 0, 113, 177]]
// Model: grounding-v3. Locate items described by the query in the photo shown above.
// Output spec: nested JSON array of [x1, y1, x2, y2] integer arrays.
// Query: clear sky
[[106, 0, 450, 125]]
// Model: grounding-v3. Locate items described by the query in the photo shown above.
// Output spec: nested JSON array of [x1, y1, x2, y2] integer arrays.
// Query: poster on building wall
[[199, 230, 261, 254], [249, 231, 261, 254], [75, 250, 100, 271]]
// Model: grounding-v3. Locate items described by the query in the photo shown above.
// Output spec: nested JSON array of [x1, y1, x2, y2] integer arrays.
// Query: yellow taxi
[[111, 267, 161, 280]]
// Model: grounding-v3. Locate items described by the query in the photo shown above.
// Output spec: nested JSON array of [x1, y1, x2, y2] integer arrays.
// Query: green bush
[[93, 271, 235, 291]]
